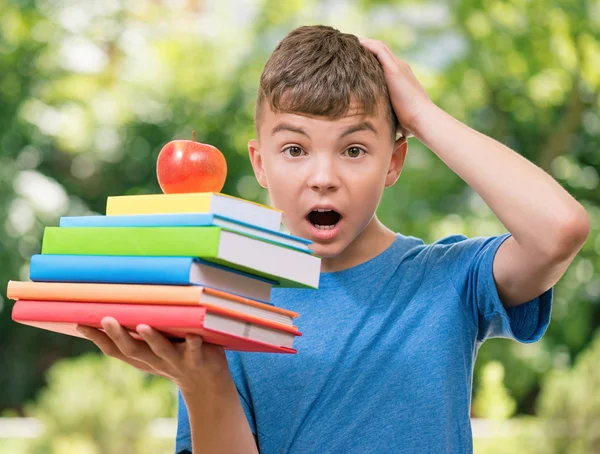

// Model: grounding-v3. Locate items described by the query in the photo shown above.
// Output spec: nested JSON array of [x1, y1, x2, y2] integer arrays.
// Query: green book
[[41, 226, 320, 288]]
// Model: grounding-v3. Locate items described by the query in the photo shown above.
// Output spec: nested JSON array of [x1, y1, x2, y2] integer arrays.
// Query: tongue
[[310, 210, 340, 226]]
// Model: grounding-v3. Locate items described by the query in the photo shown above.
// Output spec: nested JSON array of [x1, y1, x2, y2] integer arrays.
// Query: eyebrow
[[271, 123, 310, 138], [270, 121, 378, 139], [340, 121, 378, 138]]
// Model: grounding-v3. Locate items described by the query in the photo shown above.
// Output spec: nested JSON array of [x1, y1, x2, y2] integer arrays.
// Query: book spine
[[41, 227, 221, 258], [106, 193, 211, 215], [29, 255, 195, 285], [12, 300, 207, 329], [59, 214, 215, 228]]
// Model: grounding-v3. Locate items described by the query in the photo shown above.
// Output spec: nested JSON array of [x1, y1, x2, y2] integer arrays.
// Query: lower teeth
[[312, 223, 336, 230]]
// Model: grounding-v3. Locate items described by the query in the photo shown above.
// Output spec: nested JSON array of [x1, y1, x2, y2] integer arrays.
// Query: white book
[[204, 312, 296, 348], [190, 260, 274, 303], [214, 229, 321, 288]]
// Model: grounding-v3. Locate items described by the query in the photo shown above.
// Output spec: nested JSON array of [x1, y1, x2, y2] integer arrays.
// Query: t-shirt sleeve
[[175, 389, 192, 454], [174, 354, 257, 453], [440, 233, 552, 343]]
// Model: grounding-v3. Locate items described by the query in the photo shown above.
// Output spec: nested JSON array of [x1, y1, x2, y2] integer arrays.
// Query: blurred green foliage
[[473, 416, 555, 454], [23, 353, 176, 454], [474, 330, 600, 452], [472, 361, 517, 420], [537, 329, 600, 452], [0, 0, 598, 449]]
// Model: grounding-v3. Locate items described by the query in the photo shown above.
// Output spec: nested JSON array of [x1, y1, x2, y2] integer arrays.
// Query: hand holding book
[[77, 317, 232, 394]]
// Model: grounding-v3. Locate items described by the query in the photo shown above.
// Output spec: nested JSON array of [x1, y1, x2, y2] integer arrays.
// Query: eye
[[283, 146, 305, 157], [345, 147, 365, 158]]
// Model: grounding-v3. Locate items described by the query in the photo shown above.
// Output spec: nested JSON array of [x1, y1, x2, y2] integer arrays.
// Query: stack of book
[[8, 192, 321, 354]]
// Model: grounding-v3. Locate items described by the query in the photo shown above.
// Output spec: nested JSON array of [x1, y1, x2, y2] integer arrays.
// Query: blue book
[[29, 255, 276, 303], [59, 213, 312, 253]]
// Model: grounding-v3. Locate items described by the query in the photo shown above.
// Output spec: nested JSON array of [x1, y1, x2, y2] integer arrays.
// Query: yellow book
[[106, 192, 282, 232]]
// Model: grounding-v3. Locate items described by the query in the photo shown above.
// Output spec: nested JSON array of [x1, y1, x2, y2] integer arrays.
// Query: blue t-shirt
[[176, 233, 552, 453]]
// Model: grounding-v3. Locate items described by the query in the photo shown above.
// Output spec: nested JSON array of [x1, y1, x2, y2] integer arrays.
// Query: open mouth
[[307, 209, 342, 230]]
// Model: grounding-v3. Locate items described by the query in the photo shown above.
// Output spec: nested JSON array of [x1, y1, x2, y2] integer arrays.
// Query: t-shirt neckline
[[316, 233, 407, 289]]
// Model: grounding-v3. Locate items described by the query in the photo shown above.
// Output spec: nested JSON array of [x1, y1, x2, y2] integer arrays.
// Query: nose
[[306, 155, 341, 193]]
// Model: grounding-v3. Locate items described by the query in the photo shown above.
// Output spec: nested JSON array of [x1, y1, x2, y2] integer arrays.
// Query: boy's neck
[[320, 217, 397, 273]]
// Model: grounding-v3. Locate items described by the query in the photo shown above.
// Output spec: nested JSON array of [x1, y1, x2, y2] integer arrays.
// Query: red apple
[[156, 131, 227, 194]]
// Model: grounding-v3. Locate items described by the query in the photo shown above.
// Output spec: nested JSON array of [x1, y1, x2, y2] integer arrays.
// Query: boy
[[77, 26, 589, 453]]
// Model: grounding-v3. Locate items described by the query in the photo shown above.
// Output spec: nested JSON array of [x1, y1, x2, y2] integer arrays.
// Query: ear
[[385, 136, 408, 188], [248, 139, 268, 189]]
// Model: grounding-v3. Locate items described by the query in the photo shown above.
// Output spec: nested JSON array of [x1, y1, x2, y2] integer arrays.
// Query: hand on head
[[359, 37, 434, 139]]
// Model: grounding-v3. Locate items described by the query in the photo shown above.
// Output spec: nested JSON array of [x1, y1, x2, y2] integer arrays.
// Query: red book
[[12, 300, 299, 354]]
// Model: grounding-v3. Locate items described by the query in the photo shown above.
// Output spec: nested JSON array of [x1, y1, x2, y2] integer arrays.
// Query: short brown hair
[[255, 25, 399, 140]]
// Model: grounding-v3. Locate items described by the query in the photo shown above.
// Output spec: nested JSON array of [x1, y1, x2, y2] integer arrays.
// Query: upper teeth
[[316, 209, 332, 212]]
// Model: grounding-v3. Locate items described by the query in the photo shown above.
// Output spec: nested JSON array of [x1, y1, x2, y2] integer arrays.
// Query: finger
[[100, 317, 160, 364], [186, 333, 204, 351], [397, 124, 413, 139], [136, 324, 179, 364], [191, 334, 226, 361], [359, 38, 400, 70], [77, 324, 123, 357], [360, 38, 400, 62], [361, 38, 412, 80], [182, 333, 206, 361], [77, 325, 158, 373]]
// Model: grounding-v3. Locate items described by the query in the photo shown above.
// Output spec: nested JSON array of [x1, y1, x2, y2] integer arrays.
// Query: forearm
[[181, 376, 258, 454], [414, 104, 589, 256]]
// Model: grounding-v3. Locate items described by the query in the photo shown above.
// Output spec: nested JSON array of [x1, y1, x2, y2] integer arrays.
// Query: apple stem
[[192, 130, 196, 142]]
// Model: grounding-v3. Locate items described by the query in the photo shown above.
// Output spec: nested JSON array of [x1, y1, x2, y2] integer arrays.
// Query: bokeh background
[[0, 0, 599, 453]]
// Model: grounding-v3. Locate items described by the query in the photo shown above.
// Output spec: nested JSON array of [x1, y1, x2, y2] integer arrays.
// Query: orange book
[[7, 281, 297, 328]]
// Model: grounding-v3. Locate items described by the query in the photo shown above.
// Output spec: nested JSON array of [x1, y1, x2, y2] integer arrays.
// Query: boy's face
[[248, 101, 407, 260]]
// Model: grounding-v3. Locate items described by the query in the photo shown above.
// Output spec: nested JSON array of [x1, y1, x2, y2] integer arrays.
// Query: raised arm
[[409, 105, 588, 307], [360, 37, 590, 308]]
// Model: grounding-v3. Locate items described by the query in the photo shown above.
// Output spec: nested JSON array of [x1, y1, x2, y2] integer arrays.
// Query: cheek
[[356, 184, 384, 211], [347, 164, 388, 212], [263, 162, 302, 209]]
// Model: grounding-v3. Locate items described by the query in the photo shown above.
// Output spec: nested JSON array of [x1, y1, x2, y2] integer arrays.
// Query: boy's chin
[[308, 238, 347, 258]]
